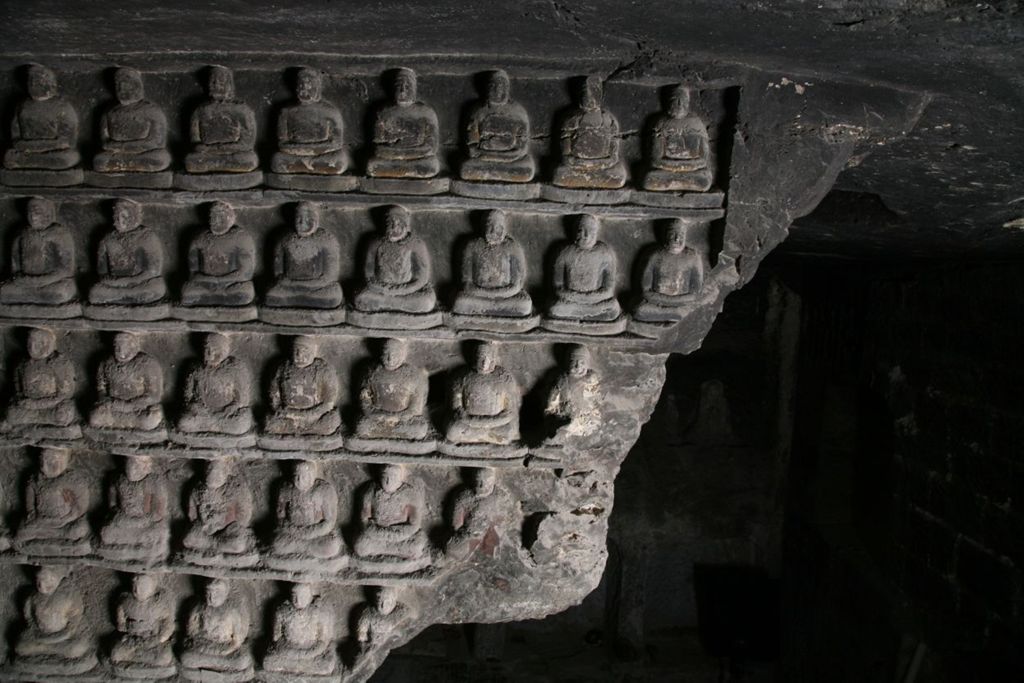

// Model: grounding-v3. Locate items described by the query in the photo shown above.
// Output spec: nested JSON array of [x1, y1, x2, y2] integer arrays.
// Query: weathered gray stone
[[15, 449, 92, 558], [1, 65, 83, 187], [1, 327, 81, 441], [97, 456, 171, 565], [14, 567, 98, 676], [260, 201, 346, 326], [0, 197, 80, 319], [89, 67, 172, 189], [176, 65, 262, 190], [0, 37, 930, 682], [267, 460, 346, 572], [180, 578, 255, 682], [181, 459, 259, 568], [109, 574, 177, 680], [86, 199, 170, 321], [349, 205, 442, 330], [87, 332, 167, 444]]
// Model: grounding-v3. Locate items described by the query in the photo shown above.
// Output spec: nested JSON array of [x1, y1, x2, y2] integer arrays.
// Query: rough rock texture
[[0, 1, 959, 680]]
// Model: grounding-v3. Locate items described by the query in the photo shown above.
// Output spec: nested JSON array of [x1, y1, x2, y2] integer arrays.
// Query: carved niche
[[0, 54, 924, 683]]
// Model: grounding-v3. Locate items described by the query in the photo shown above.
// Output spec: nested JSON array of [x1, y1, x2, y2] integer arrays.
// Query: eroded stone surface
[[0, 49, 926, 682]]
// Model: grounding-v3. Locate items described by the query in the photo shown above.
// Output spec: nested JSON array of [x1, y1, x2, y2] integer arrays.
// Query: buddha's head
[[381, 464, 405, 493], [484, 209, 508, 245], [126, 455, 153, 482], [375, 586, 398, 614], [37, 566, 66, 595], [296, 67, 322, 104], [113, 332, 141, 363], [381, 338, 407, 371], [207, 459, 232, 489], [487, 70, 511, 105], [133, 573, 158, 601], [668, 85, 692, 118], [27, 327, 56, 360], [384, 205, 411, 242], [27, 197, 56, 230], [41, 448, 70, 478], [208, 65, 235, 101], [581, 76, 603, 111], [293, 336, 318, 368], [475, 467, 497, 496], [292, 583, 314, 609], [206, 578, 230, 607], [209, 200, 235, 235], [393, 67, 417, 106], [666, 220, 688, 253], [114, 67, 145, 104], [27, 64, 57, 101], [294, 459, 317, 491], [568, 345, 591, 378], [113, 198, 142, 233], [204, 333, 231, 367], [575, 214, 600, 249], [474, 342, 499, 375], [295, 201, 320, 237]]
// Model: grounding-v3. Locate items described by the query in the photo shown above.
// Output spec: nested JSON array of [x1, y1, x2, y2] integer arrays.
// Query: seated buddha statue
[[551, 75, 627, 191], [15, 448, 92, 558], [97, 455, 170, 564], [181, 578, 255, 682], [268, 460, 345, 571], [109, 574, 176, 680], [350, 338, 432, 451], [88, 332, 166, 442], [445, 342, 521, 450], [353, 464, 431, 572], [14, 567, 97, 676], [179, 200, 257, 320], [263, 583, 341, 678], [262, 201, 345, 324], [350, 205, 440, 329], [364, 67, 447, 193], [450, 209, 535, 330], [0, 197, 79, 317], [446, 467, 504, 560], [179, 65, 261, 189], [2, 327, 80, 439], [181, 459, 258, 567], [633, 219, 706, 324], [642, 85, 714, 192], [262, 336, 343, 446], [356, 586, 414, 654], [268, 67, 352, 190], [88, 198, 168, 318], [91, 67, 172, 187], [176, 333, 254, 444], [2, 64, 83, 186], [544, 345, 602, 441], [460, 69, 535, 184], [544, 214, 624, 334]]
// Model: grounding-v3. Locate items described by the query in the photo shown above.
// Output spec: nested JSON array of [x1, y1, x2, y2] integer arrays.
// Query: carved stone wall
[[0, 53, 925, 682]]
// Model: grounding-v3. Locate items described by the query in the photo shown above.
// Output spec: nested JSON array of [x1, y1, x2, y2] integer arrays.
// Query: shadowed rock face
[[0, 4, 944, 678]]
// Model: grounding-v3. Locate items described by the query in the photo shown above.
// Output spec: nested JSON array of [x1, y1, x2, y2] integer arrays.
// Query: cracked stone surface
[[0, 3, 938, 679]]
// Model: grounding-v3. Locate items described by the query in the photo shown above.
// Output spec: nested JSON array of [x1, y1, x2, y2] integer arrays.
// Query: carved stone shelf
[[0, 39, 929, 683], [0, 554, 445, 587], [0, 185, 725, 220], [0, 434, 563, 469]]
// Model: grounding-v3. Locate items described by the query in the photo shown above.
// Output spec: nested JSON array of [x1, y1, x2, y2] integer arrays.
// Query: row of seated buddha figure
[[5, 446, 507, 578], [9, 567, 416, 683], [1, 327, 597, 458], [0, 198, 708, 336], [2, 63, 716, 200]]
